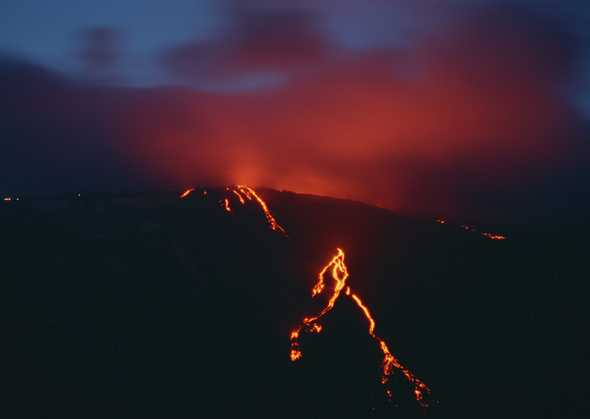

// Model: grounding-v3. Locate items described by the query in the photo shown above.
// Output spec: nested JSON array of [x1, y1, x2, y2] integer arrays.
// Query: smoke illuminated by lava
[[290, 248, 431, 407], [2, 2, 588, 224]]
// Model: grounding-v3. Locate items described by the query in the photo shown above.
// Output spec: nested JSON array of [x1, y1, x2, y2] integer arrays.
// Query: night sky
[[2, 0, 590, 222]]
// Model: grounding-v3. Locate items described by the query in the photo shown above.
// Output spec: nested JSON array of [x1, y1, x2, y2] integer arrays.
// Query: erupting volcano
[[180, 185, 432, 406], [5, 184, 580, 419], [290, 248, 431, 407]]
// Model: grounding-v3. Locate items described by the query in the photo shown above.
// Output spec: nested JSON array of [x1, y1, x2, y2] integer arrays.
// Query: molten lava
[[179, 188, 195, 199], [437, 218, 507, 241], [178, 185, 431, 405], [179, 185, 287, 235], [223, 197, 231, 212], [232, 189, 246, 204], [235, 185, 287, 235], [481, 232, 507, 240], [290, 248, 431, 407]]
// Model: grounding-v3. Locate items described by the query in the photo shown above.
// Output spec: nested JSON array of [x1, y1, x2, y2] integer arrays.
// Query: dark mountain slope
[[2, 187, 587, 418]]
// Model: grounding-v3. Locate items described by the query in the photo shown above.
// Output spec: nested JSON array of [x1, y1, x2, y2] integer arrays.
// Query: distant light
[[222, 198, 231, 212], [481, 232, 507, 241], [179, 188, 195, 199], [3, 197, 12, 202]]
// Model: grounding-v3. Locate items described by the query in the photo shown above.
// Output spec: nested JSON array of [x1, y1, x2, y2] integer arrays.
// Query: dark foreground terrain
[[3, 188, 588, 418]]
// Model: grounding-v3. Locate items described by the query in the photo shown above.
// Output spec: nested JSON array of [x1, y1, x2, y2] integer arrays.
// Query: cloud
[[1, 3, 589, 224], [77, 26, 122, 75], [161, 6, 331, 82]]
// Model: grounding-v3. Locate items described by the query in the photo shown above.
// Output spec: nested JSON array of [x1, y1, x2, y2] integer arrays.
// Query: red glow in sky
[[1, 3, 587, 222]]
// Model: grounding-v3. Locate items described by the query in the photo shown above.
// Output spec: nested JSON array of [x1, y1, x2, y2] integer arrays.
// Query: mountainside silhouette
[[3, 187, 588, 418]]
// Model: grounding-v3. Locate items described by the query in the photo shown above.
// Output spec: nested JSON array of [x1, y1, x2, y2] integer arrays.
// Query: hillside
[[3, 187, 588, 418]]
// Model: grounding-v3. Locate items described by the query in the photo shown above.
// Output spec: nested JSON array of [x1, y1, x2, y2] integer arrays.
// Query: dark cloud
[[1, 3, 589, 224], [161, 6, 331, 82], [0, 57, 126, 192], [77, 26, 122, 73], [423, 5, 581, 86]]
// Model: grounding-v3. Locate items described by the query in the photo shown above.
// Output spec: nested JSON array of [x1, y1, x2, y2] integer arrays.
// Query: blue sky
[[1, 0, 221, 84]]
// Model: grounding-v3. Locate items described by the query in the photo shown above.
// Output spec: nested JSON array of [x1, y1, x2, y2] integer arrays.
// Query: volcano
[[3, 187, 588, 419]]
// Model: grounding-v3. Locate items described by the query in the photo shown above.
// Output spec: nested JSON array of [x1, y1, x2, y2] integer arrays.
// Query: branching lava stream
[[290, 248, 431, 407]]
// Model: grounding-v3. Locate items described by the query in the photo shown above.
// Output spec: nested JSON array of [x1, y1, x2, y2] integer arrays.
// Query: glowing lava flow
[[481, 232, 507, 240], [290, 248, 431, 407], [223, 197, 231, 212], [235, 185, 287, 235], [179, 185, 287, 235], [179, 188, 195, 199], [224, 185, 287, 234], [179, 186, 428, 404], [436, 218, 507, 241]]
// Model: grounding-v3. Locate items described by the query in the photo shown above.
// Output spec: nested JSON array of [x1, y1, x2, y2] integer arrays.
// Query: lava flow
[[179, 188, 195, 199], [481, 232, 507, 240], [234, 185, 287, 235], [179, 185, 287, 235], [290, 248, 431, 407], [223, 197, 231, 212], [436, 218, 507, 241], [180, 186, 429, 404]]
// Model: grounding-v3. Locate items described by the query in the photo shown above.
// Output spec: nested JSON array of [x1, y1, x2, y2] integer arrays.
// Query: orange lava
[[481, 232, 507, 240], [179, 185, 286, 235], [178, 186, 431, 405], [232, 189, 246, 204], [179, 188, 195, 199], [440, 219, 507, 241], [223, 197, 231, 212], [290, 248, 431, 407], [235, 185, 287, 235]]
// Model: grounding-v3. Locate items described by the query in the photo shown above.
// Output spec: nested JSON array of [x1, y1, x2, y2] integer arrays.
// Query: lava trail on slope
[[180, 185, 431, 406], [289, 248, 431, 407], [179, 185, 287, 235]]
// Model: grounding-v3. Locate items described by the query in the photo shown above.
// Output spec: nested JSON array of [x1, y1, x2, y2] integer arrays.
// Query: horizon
[[2, 1, 590, 222]]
